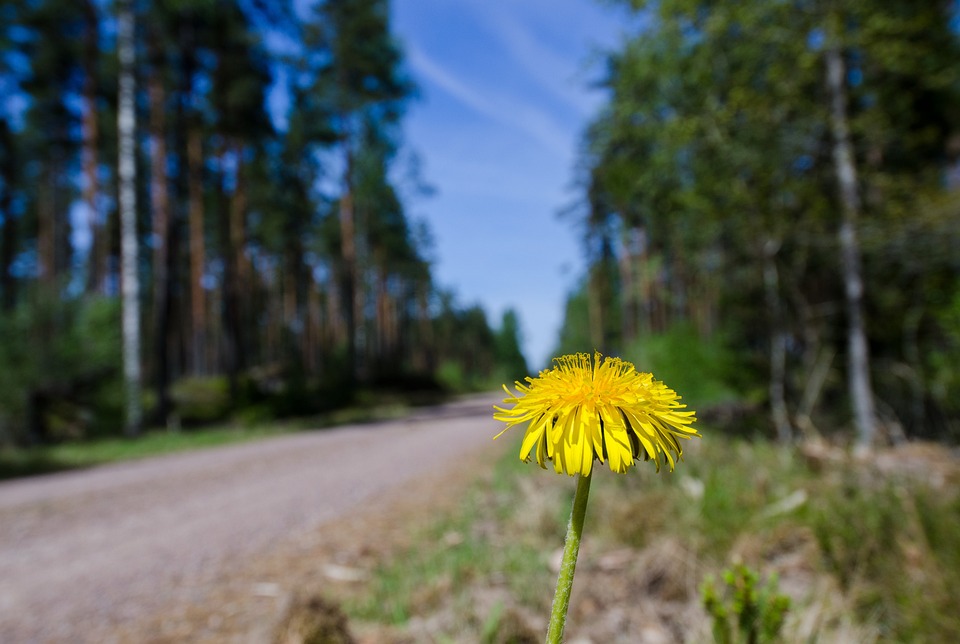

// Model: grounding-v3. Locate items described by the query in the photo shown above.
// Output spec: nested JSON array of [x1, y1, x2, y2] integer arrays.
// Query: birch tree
[[825, 29, 877, 450], [117, 0, 142, 435]]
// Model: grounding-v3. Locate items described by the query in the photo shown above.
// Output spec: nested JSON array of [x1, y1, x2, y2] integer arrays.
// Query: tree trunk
[[375, 262, 390, 367], [902, 306, 925, 434], [118, 0, 143, 435], [763, 238, 792, 443], [218, 143, 241, 399], [339, 150, 358, 382], [148, 73, 169, 322], [37, 165, 55, 284], [229, 143, 248, 370], [826, 39, 878, 450], [147, 39, 178, 426], [327, 274, 345, 350], [283, 253, 298, 361], [187, 126, 207, 373], [619, 227, 638, 343], [306, 278, 321, 374], [81, 0, 103, 294], [285, 225, 309, 372], [416, 284, 433, 373], [587, 265, 605, 351], [796, 347, 834, 440], [0, 120, 17, 311], [52, 152, 72, 280]]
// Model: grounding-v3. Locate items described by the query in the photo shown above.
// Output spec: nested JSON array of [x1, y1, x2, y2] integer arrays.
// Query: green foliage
[[924, 279, 960, 440], [552, 281, 592, 358], [431, 296, 504, 391], [0, 292, 122, 444], [563, 0, 960, 440], [434, 306, 532, 392], [623, 324, 744, 409], [494, 309, 529, 383], [551, 264, 621, 361], [701, 564, 790, 644], [169, 376, 231, 425], [304, 0, 413, 117], [435, 359, 469, 393], [0, 0, 520, 449]]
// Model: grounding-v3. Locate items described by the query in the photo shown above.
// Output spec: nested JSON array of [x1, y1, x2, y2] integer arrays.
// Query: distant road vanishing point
[[0, 394, 503, 643]]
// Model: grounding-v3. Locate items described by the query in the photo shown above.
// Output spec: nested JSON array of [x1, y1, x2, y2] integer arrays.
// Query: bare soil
[[0, 394, 507, 643]]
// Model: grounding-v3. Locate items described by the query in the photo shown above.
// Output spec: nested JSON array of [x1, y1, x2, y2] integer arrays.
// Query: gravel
[[0, 394, 502, 643]]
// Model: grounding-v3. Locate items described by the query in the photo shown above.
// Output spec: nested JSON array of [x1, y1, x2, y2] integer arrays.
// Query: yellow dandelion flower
[[493, 352, 699, 476]]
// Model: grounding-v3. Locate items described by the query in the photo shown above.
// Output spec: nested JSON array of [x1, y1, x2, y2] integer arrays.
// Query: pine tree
[[304, 0, 414, 381]]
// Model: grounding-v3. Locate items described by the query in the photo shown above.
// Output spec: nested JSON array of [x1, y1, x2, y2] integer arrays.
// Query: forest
[[1, 1, 960, 639], [0, 0, 528, 446], [1, 0, 958, 452], [556, 0, 960, 448]]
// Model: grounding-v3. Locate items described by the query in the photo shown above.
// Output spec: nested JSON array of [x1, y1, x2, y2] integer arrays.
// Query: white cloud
[[407, 44, 572, 157], [468, 2, 600, 118], [392, 0, 621, 368]]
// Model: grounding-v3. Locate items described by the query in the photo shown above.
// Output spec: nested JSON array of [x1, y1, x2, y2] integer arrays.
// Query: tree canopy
[[0, 0, 521, 445], [562, 0, 960, 444]]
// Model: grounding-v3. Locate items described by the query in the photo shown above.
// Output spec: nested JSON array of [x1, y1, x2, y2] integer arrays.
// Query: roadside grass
[[348, 445, 558, 631], [343, 432, 960, 643], [593, 439, 960, 641], [0, 395, 429, 481], [0, 424, 286, 479], [339, 440, 578, 643]]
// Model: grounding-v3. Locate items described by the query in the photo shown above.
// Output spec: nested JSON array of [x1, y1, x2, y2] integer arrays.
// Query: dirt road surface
[[0, 394, 506, 643]]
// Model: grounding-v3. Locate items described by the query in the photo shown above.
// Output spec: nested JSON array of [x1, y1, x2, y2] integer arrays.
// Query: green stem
[[546, 472, 593, 644]]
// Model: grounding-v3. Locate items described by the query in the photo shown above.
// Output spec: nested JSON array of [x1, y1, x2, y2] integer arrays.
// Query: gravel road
[[0, 394, 503, 643]]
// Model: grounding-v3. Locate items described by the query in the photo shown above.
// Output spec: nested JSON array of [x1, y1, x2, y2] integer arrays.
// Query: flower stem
[[546, 472, 593, 643]]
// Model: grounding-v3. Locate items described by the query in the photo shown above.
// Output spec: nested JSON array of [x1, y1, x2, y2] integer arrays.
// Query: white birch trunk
[[118, 0, 142, 435], [826, 41, 877, 450], [763, 238, 792, 444]]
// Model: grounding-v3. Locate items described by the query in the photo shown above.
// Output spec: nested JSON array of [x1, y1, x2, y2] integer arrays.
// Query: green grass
[[596, 440, 812, 558], [590, 438, 960, 641], [0, 396, 432, 481], [349, 445, 555, 626], [803, 475, 960, 641], [0, 424, 289, 480]]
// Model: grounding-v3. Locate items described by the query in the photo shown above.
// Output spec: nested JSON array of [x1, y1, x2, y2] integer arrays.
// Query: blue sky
[[389, 0, 628, 369]]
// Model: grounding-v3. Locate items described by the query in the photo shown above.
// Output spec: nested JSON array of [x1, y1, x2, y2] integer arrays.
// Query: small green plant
[[701, 564, 790, 644]]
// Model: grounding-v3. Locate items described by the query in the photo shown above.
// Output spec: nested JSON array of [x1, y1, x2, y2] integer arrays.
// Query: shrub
[[701, 564, 790, 644]]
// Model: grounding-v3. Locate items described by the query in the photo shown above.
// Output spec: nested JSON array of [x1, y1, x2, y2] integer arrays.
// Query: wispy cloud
[[469, 2, 601, 118], [407, 44, 571, 157], [392, 0, 622, 368]]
